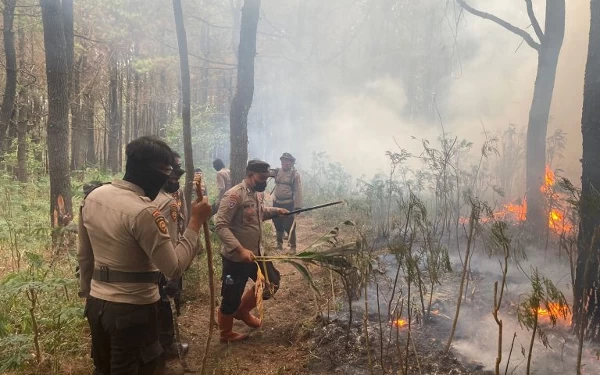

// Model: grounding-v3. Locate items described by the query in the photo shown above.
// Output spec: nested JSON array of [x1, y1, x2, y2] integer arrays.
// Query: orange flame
[[535, 302, 572, 325], [392, 319, 407, 328], [459, 166, 574, 234]]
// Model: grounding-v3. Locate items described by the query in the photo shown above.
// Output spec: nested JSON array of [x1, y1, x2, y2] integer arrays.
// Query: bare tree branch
[[457, 0, 540, 51], [524, 0, 544, 43]]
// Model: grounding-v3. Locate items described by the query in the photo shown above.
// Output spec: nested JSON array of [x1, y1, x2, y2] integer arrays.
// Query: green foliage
[[303, 152, 352, 208], [0, 252, 85, 372], [0, 172, 86, 372], [517, 268, 570, 346], [164, 104, 229, 169]]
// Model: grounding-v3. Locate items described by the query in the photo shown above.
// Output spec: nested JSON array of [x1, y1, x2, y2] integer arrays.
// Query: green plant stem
[[27, 288, 41, 364], [446, 204, 477, 352], [376, 283, 385, 373], [576, 227, 598, 375], [363, 280, 374, 375], [526, 313, 538, 375], [505, 332, 517, 375]]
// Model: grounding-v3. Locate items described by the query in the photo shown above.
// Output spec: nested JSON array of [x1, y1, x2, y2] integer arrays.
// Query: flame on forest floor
[[392, 319, 407, 328], [535, 302, 572, 325], [459, 166, 574, 234]]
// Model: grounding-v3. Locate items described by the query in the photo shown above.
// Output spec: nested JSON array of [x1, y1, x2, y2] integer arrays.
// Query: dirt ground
[[160, 217, 324, 375]]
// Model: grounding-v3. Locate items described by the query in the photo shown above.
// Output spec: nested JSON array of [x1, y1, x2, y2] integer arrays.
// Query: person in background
[[78, 136, 211, 374], [271, 153, 302, 253], [212, 158, 232, 213], [193, 168, 208, 199], [153, 153, 188, 367], [171, 152, 187, 235], [214, 160, 288, 342]]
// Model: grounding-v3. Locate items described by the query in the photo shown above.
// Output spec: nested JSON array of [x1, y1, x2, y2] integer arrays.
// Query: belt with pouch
[[92, 266, 160, 283]]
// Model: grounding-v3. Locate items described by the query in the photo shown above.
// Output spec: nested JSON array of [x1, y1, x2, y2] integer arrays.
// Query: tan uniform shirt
[[173, 187, 187, 235], [215, 180, 279, 262], [216, 168, 232, 201], [78, 180, 199, 305], [154, 190, 180, 245], [274, 168, 303, 208]]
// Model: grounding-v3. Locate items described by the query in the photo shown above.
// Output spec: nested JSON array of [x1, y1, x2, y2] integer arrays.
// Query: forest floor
[[158, 217, 492, 375]]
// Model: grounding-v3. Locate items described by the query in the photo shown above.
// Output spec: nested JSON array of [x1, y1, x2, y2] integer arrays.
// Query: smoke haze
[[250, 0, 589, 183]]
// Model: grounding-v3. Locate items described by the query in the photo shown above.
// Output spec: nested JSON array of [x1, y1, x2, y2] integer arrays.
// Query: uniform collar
[[112, 179, 146, 196], [241, 179, 252, 194]]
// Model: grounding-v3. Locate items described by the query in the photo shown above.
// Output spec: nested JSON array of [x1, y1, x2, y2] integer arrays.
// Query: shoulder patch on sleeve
[[229, 195, 238, 208], [151, 209, 169, 234], [170, 203, 178, 221]]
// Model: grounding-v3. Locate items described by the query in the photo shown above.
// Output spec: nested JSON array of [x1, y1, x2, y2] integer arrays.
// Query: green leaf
[[25, 252, 43, 269]]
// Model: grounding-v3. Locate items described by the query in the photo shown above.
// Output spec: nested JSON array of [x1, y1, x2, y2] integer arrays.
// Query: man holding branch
[[214, 160, 289, 342]]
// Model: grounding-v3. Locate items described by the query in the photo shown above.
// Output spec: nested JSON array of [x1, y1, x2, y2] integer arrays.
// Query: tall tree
[[16, 20, 29, 182], [107, 50, 121, 173], [574, 0, 600, 343], [84, 88, 96, 166], [173, 0, 194, 215], [230, 0, 260, 184], [40, 0, 73, 226], [0, 0, 17, 156], [457, 0, 566, 234]]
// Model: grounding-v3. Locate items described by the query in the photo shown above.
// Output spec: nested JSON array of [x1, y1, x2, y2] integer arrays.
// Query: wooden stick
[[196, 174, 215, 375]]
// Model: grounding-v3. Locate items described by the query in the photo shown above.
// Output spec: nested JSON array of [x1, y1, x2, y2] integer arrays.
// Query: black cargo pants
[[85, 296, 162, 375], [219, 257, 281, 315], [272, 202, 296, 247]]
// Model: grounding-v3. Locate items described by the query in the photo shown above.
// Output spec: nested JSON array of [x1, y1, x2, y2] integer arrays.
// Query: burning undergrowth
[[297, 128, 596, 374], [305, 248, 600, 375]]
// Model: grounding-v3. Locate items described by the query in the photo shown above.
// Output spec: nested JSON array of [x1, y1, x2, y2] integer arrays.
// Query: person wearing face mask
[[78, 136, 212, 375], [153, 152, 189, 364], [169, 152, 188, 234], [271, 152, 302, 253], [214, 159, 289, 342]]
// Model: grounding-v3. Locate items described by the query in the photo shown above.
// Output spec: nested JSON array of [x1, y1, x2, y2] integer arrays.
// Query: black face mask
[[253, 180, 267, 192], [124, 161, 170, 200], [164, 180, 180, 194]]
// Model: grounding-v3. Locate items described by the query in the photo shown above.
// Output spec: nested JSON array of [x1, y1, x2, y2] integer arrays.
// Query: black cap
[[246, 159, 270, 174], [280, 152, 296, 162]]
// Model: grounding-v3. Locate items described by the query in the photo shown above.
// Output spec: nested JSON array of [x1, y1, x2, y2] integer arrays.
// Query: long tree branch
[[524, 0, 544, 43], [457, 0, 540, 51]]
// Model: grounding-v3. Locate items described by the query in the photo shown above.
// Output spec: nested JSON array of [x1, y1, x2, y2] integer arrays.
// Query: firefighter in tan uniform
[[153, 153, 189, 362], [78, 136, 211, 375], [215, 160, 289, 342], [170, 152, 187, 235], [212, 158, 232, 212], [271, 152, 302, 252]]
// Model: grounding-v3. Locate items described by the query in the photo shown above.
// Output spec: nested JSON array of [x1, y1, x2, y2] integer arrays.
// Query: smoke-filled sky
[[249, 0, 588, 185]]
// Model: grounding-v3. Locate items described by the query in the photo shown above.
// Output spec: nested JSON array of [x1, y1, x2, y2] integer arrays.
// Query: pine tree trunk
[[16, 24, 28, 183], [16, 90, 29, 183], [173, 0, 194, 215], [84, 89, 95, 165], [40, 0, 73, 226], [125, 60, 131, 145], [230, 0, 260, 185], [525, 0, 565, 234], [133, 71, 140, 139], [0, 0, 17, 157], [62, 0, 76, 170], [70, 55, 84, 170], [574, 0, 600, 343], [108, 50, 121, 173]]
